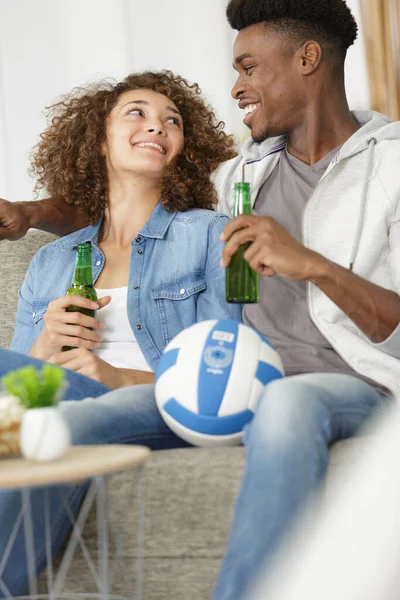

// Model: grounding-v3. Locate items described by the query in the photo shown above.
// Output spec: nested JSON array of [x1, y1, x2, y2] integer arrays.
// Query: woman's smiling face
[[102, 88, 185, 181]]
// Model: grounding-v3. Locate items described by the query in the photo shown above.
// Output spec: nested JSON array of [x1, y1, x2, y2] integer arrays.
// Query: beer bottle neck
[[72, 244, 93, 287], [233, 183, 251, 217]]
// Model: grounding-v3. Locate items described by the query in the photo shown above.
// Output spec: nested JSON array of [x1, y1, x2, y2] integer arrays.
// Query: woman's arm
[[49, 349, 155, 388], [0, 197, 90, 241]]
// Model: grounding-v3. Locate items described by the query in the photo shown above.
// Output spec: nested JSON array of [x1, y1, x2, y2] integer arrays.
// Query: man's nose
[[231, 76, 247, 100]]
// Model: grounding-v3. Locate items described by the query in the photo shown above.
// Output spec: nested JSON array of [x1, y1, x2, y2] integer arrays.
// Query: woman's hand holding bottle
[[48, 347, 155, 389], [29, 294, 111, 361]]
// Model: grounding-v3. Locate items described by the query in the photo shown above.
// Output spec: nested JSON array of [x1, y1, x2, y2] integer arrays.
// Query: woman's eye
[[128, 108, 143, 116], [167, 117, 181, 126]]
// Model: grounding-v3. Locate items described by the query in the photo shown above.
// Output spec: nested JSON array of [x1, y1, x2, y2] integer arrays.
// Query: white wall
[[0, 0, 371, 201], [344, 0, 371, 111]]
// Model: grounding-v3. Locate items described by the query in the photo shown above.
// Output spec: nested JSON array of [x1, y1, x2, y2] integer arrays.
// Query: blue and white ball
[[155, 319, 284, 447]]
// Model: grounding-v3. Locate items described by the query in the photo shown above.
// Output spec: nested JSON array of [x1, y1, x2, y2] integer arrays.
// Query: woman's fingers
[[45, 311, 103, 331], [45, 323, 101, 346], [97, 295, 111, 309], [49, 348, 93, 369], [48, 294, 99, 312]]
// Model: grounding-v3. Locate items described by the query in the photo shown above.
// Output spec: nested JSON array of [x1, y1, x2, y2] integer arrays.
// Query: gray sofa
[[0, 229, 360, 599]]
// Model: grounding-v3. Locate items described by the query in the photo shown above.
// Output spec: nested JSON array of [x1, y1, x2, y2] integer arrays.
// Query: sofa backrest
[[0, 229, 57, 349]]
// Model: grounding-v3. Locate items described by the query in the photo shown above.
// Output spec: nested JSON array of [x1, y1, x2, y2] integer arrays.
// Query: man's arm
[[220, 215, 400, 344], [0, 197, 89, 241]]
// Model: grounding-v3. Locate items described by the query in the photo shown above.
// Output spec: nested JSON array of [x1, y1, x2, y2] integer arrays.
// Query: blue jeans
[[0, 353, 387, 598], [0, 348, 110, 399], [212, 373, 389, 600]]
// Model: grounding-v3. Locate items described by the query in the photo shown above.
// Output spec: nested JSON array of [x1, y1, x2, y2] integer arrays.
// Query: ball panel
[[163, 398, 253, 435], [259, 341, 285, 375], [165, 320, 217, 350], [218, 322, 261, 417], [247, 378, 265, 414], [155, 348, 179, 382], [160, 409, 244, 448], [155, 365, 178, 406], [168, 320, 216, 413], [255, 362, 284, 386], [197, 319, 239, 417]]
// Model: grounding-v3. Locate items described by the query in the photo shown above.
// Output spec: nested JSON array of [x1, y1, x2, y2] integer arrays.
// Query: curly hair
[[31, 70, 237, 222], [226, 0, 358, 60]]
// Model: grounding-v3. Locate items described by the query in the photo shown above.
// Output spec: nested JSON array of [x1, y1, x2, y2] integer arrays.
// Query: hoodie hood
[[214, 110, 400, 216]]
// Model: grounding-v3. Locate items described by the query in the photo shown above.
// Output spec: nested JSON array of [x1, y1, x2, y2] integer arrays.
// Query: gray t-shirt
[[243, 146, 383, 390]]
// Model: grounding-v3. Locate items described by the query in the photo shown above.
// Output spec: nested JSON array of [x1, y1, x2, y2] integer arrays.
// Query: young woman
[[0, 71, 242, 598], [3, 70, 242, 399]]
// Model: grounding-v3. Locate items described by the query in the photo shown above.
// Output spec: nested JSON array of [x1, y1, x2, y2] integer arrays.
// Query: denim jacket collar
[[55, 200, 178, 249]]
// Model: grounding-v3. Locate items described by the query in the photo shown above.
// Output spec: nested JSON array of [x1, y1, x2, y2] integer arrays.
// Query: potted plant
[[0, 365, 71, 461]]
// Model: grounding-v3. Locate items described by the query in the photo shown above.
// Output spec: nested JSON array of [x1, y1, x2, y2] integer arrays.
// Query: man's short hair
[[226, 0, 358, 62]]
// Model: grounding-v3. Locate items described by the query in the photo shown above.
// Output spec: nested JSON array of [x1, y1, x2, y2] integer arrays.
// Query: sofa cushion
[[0, 229, 57, 349]]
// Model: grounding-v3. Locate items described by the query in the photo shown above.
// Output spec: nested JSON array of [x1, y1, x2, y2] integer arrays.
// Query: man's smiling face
[[231, 23, 306, 143]]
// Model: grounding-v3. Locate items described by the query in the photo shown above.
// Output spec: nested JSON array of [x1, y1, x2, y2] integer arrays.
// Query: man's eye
[[244, 65, 255, 74]]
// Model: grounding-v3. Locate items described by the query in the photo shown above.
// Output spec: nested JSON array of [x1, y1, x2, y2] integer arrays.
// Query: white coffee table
[[0, 445, 151, 600]]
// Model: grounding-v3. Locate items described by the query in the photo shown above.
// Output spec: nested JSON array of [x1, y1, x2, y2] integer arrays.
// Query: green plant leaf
[[2, 365, 65, 409]]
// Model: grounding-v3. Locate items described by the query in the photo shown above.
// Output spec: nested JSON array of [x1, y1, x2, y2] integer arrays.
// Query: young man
[[0, 1, 399, 599]]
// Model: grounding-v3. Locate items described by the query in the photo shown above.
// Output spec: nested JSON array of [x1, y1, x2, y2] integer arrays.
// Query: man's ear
[[298, 40, 323, 75]]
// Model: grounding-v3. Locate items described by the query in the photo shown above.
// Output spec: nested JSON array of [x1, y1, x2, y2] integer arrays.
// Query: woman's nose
[[147, 124, 166, 135]]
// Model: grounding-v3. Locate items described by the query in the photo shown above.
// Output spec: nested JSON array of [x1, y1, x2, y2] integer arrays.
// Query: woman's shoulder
[[37, 224, 99, 254], [32, 224, 98, 267], [173, 208, 230, 227]]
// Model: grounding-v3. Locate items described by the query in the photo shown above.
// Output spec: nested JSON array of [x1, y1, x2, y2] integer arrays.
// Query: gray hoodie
[[213, 111, 400, 400]]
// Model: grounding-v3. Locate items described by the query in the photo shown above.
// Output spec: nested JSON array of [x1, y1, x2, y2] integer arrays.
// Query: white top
[[93, 287, 152, 372]]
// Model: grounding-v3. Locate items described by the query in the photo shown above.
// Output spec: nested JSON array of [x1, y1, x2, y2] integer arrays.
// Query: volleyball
[[155, 319, 284, 447]]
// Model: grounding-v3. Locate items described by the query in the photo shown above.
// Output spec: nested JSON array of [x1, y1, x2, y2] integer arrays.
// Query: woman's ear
[[100, 142, 107, 157]]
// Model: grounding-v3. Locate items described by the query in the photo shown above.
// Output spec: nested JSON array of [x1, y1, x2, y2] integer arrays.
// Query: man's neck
[[286, 94, 360, 166]]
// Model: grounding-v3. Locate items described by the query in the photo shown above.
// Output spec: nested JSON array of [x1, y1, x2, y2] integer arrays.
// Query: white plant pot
[[20, 407, 71, 461]]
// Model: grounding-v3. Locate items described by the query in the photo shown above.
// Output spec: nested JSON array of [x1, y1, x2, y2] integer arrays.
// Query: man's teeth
[[135, 142, 166, 154], [244, 104, 258, 116]]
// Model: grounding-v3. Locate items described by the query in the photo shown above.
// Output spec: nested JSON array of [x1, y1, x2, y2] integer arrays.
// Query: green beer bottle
[[62, 242, 98, 352], [226, 182, 259, 304]]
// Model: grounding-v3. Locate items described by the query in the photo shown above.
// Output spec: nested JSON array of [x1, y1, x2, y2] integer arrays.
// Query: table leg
[[21, 488, 38, 598], [134, 466, 145, 600], [96, 476, 110, 600]]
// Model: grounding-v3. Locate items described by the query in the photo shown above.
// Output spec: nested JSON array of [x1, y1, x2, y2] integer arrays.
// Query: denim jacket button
[[137, 249, 143, 255], [136, 237, 142, 243], [136, 324, 142, 330], [32, 312, 36, 319], [96, 260, 101, 266], [180, 288, 186, 295]]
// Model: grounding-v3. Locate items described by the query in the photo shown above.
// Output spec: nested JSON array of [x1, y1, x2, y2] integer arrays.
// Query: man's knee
[[245, 377, 329, 447]]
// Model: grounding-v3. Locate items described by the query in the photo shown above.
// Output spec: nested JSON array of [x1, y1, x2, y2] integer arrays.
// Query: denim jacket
[[10, 201, 243, 371]]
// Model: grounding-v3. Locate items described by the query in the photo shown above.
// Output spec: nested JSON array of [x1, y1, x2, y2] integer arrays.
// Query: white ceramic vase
[[20, 406, 71, 461]]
